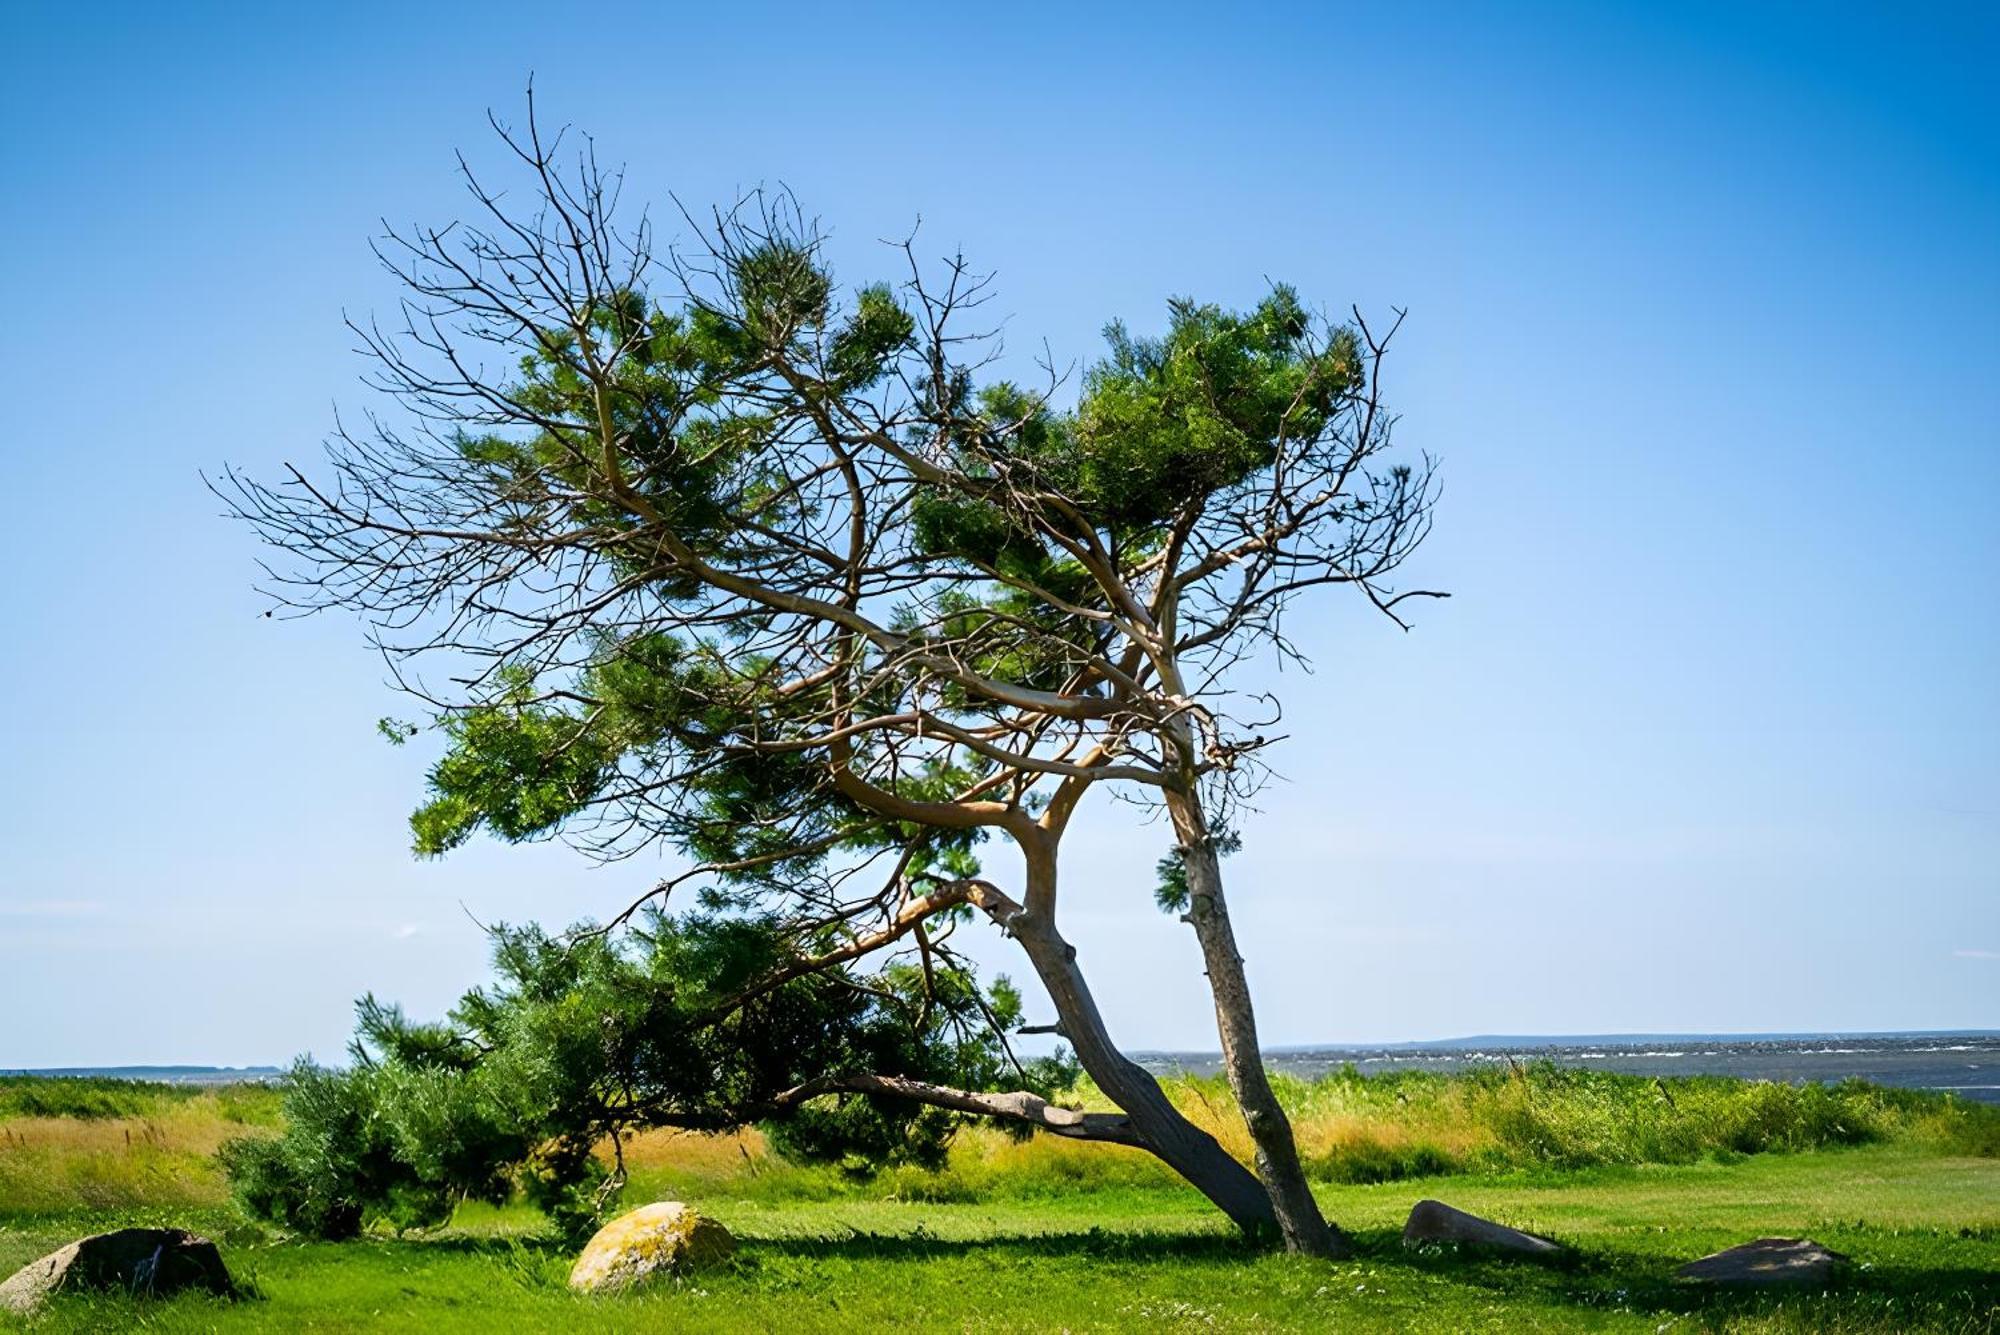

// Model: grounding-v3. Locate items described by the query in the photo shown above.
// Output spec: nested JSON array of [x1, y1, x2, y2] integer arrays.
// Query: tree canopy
[[222, 98, 1440, 1255]]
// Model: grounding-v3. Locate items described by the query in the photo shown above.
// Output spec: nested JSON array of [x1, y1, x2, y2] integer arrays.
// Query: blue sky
[[2, 1, 1994, 1067]]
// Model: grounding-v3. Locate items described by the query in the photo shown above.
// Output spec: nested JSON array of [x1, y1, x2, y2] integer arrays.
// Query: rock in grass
[[568, 1202, 736, 1293], [1402, 1200, 1564, 1256], [1675, 1237, 1847, 1287], [0, 1227, 233, 1313]]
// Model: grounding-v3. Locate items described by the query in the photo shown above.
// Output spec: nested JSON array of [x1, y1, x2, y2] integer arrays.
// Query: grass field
[[2, 1073, 1996, 1331]]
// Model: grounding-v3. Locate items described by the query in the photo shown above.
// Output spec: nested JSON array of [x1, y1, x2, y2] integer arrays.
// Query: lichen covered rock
[[568, 1202, 736, 1293]]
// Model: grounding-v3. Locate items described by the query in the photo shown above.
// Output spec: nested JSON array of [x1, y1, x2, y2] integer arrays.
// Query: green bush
[[220, 911, 1069, 1242]]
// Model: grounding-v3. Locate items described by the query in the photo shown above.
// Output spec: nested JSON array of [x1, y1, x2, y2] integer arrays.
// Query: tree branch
[[771, 1073, 1141, 1146]]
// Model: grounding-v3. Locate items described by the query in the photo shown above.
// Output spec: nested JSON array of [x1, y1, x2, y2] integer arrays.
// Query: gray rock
[[1402, 1199, 1564, 1256], [0, 1228, 233, 1313], [1675, 1237, 1847, 1287]]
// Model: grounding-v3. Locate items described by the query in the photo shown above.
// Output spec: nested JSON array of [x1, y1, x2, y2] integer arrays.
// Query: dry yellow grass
[[10, 1067, 1988, 1221], [1157, 1078, 1493, 1163], [0, 1107, 255, 1212], [608, 1125, 773, 1178]]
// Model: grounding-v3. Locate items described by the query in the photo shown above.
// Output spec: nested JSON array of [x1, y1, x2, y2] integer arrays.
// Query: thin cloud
[[394, 923, 424, 940], [0, 899, 105, 919], [1952, 949, 2000, 961]]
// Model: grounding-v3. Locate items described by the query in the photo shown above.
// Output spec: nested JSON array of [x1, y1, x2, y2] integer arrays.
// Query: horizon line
[[13, 1027, 1998, 1074]]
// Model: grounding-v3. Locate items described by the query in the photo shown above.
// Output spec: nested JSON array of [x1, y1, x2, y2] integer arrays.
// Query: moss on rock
[[567, 1202, 735, 1293]]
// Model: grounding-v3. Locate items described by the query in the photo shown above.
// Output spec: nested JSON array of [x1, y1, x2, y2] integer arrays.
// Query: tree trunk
[[1169, 797, 1349, 1258], [992, 853, 1279, 1240]]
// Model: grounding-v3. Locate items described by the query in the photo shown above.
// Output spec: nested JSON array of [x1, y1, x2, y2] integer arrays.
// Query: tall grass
[[3, 1068, 1993, 1219], [0, 1076, 280, 1124], [1256, 1064, 2000, 1182], [0, 1079, 281, 1213], [615, 1064, 2000, 1204]]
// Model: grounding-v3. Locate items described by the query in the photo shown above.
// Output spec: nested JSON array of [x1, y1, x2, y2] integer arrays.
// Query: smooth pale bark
[[990, 850, 1280, 1239], [772, 1074, 1145, 1145], [1169, 796, 1349, 1258]]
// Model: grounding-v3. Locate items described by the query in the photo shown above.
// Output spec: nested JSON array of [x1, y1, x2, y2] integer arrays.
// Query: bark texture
[[1171, 799, 1348, 1258], [986, 859, 1280, 1239]]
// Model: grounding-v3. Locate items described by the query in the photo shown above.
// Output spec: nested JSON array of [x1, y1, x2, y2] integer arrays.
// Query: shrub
[[219, 911, 1068, 1241]]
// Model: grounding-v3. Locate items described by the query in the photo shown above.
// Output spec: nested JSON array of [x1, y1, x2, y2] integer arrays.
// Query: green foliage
[[1066, 290, 1360, 527], [220, 910, 1069, 1240], [918, 289, 1361, 556], [410, 692, 618, 855], [403, 625, 944, 899], [218, 1066, 401, 1241], [827, 283, 917, 389], [898, 293, 1369, 723], [1152, 826, 1241, 914], [391, 274, 1370, 883], [514, 1134, 608, 1244]]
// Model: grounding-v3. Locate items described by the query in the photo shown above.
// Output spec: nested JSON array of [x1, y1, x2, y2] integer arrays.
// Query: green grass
[[2, 1073, 1996, 1331], [3, 1150, 1995, 1332], [0, 1077, 281, 1125]]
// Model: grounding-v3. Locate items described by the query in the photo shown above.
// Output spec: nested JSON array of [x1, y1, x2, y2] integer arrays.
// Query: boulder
[[568, 1202, 736, 1293], [0, 1228, 233, 1313], [1402, 1199, 1564, 1256], [1675, 1237, 1847, 1287]]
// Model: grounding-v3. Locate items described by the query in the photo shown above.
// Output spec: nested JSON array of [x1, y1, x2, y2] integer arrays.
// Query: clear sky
[[2, 1, 1994, 1068]]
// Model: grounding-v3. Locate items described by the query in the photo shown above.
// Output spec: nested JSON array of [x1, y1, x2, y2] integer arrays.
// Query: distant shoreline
[[1136, 1030, 2000, 1105], [1263, 1027, 2000, 1055], [4, 1065, 287, 1083], [12, 1029, 1998, 1082]]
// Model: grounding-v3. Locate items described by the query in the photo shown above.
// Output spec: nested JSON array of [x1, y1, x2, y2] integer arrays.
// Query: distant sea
[[15, 1033, 2000, 1105], [8, 1066, 285, 1086], [1137, 1032, 2000, 1105]]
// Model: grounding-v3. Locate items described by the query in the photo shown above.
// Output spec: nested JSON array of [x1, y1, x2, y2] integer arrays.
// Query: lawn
[[2, 1076, 1996, 1332]]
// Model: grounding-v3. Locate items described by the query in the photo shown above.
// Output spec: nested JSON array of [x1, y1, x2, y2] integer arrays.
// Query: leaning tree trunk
[[993, 850, 1279, 1240], [1168, 796, 1349, 1258]]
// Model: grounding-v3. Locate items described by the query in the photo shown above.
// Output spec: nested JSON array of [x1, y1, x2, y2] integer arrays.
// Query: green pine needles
[[222, 912, 1069, 1241]]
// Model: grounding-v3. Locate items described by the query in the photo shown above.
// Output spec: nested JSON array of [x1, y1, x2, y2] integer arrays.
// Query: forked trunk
[[1169, 797, 1348, 1258], [1004, 853, 1278, 1239]]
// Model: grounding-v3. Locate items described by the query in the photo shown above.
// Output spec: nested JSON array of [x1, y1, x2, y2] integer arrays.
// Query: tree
[[221, 97, 1441, 1256], [222, 912, 1081, 1243]]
